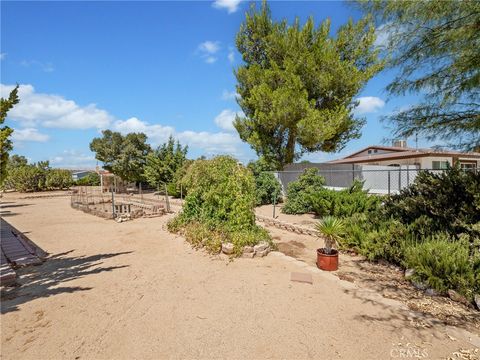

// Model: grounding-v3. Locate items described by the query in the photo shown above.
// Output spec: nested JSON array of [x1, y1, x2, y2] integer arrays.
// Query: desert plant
[[316, 216, 345, 255], [283, 168, 325, 214], [309, 181, 381, 218], [383, 166, 480, 237], [404, 234, 478, 299], [168, 155, 271, 254]]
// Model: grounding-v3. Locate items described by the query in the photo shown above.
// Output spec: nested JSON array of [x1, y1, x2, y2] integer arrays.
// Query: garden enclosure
[[70, 186, 169, 220]]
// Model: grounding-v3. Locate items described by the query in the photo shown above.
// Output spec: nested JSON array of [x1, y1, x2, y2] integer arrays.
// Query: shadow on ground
[[1, 250, 132, 314], [0, 203, 33, 217]]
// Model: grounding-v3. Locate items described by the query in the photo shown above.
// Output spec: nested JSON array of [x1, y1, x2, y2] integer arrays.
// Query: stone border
[[255, 214, 318, 237]]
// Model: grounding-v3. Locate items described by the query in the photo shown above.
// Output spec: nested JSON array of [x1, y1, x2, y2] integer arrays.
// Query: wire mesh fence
[[274, 167, 477, 195], [70, 186, 168, 220]]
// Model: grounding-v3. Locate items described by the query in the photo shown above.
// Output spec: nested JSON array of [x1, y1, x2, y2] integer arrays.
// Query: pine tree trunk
[[284, 129, 296, 167]]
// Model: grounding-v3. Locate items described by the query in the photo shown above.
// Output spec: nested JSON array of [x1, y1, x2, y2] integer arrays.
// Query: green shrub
[[404, 234, 478, 299], [383, 166, 480, 237], [7, 165, 46, 192], [283, 168, 325, 214], [343, 214, 412, 264], [310, 180, 381, 218], [46, 169, 73, 190], [254, 172, 282, 206], [167, 156, 271, 254], [75, 172, 100, 186], [247, 157, 282, 206]]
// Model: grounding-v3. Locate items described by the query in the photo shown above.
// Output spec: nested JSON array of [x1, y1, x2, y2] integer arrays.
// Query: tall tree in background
[[144, 136, 188, 187], [361, 0, 480, 150], [0, 85, 19, 184], [234, 1, 383, 169], [90, 130, 151, 183]]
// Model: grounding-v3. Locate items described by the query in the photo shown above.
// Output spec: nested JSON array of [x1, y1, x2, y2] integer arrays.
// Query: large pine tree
[[234, 1, 383, 169]]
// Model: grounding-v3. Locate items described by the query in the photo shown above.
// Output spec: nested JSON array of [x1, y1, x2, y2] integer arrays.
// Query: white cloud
[[0, 83, 113, 129], [178, 131, 241, 155], [355, 96, 385, 114], [205, 56, 217, 64], [20, 59, 54, 72], [197, 41, 221, 64], [221, 90, 239, 101], [50, 149, 96, 169], [228, 47, 235, 63], [212, 0, 242, 14], [11, 128, 49, 142], [0, 53, 6, 60], [214, 109, 241, 131], [198, 41, 220, 54], [115, 116, 243, 155], [114, 117, 175, 145], [1, 83, 246, 158]]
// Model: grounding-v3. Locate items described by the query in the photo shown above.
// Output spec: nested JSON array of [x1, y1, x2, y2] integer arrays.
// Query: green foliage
[[247, 157, 282, 206], [0, 85, 19, 184], [144, 136, 188, 188], [90, 130, 151, 183], [3, 156, 73, 192], [254, 172, 282, 206], [383, 167, 480, 237], [315, 216, 345, 254], [282, 168, 325, 214], [167, 156, 271, 254], [235, 2, 383, 168], [404, 234, 479, 299], [7, 165, 46, 192], [45, 169, 73, 190], [310, 180, 381, 217], [343, 214, 412, 263], [75, 172, 101, 186], [7, 154, 28, 168], [167, 159, 193, 197], [360, 0, 480, 150]]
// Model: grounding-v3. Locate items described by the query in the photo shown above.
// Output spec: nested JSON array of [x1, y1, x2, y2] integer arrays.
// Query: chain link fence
[[274, 166, 476, 195]]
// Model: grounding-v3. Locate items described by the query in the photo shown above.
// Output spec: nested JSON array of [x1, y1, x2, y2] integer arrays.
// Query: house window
[[460, 163, 477, 170], [432, 161, 449, 170]]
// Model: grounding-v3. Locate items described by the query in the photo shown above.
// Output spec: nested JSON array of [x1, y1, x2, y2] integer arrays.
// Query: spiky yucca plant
[[315, 216, 345, 255]]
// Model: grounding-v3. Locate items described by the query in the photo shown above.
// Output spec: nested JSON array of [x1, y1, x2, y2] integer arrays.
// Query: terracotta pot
[[316, 248, 339, 271]]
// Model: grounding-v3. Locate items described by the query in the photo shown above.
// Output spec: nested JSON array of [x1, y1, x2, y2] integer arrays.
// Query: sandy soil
[[1, 193, 479, 360]]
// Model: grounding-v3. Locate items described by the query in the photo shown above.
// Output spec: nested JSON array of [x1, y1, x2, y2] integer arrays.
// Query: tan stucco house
[[328, 142, 479, 170]]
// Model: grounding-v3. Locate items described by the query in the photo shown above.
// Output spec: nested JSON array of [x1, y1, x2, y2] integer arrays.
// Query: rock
[[412, 280, 427, 291], [447, 289, 469, 306], [222, 243, 234, 255], [242, 252, 255, 258], [475, 294, 480, 310], [243, 246, 254, 253], [425, 288, 439, 296], [404, 268, 416, 279], [255, 248, 269, 257], [254, 242, 269, 252]]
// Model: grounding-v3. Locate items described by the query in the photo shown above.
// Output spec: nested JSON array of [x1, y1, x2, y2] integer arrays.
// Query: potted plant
[[315, 216, 345, 271]]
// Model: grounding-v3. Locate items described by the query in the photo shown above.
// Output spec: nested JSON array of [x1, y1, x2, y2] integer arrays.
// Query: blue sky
[[1, 0, 427, 168]]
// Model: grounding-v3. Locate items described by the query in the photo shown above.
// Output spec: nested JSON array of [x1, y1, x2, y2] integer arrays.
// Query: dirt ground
[[1, 192, 479, 360]]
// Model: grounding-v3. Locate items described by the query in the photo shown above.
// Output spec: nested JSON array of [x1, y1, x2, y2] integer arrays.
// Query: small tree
[[144, 136, 188, 188], [90, 130, 151, 183], [316, 216, 345, 255], [0, 85, 19, 184]]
